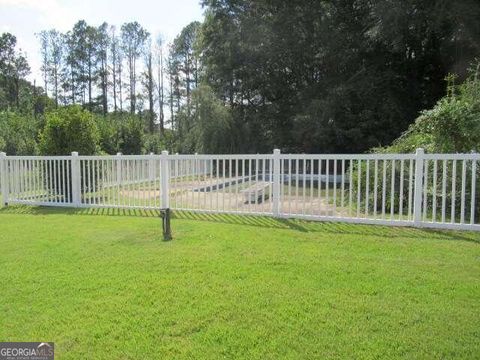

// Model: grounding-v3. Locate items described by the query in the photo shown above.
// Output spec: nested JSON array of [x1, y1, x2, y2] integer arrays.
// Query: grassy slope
[[0, 206, 479, 359]]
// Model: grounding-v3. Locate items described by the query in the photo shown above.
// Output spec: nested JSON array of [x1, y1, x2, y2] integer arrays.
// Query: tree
[[199, 0, 480, 153], [63, 31, 77, 104], [109, 26, 120, 112], [65, 20, 99, 109], [0, 32, 50, 119], [11, 53, 30, 108], [167, 46, 180, 131], [85, 24, 98, 109], [170, 22, 201, 114], [120, 22, 149, 114], [37, 31, 49, 96], [0, 33, 30, 109], [47, 30, 64, 108], [96, 22, 110, 115], [142, 39, 155, 133], [179, 85, 234, 153], [155, 34, 165, 133], [26, 2, 480, 155], [68, 21, 89, 105]]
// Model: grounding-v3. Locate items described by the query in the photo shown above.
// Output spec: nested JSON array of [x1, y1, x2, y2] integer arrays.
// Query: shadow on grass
[[1, 205, 479, 243]]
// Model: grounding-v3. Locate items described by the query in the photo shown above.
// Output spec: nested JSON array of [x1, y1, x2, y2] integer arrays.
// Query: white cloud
[[0, 24, 11, 32], [0, 0, 75, 30], [0, 0, 204, 82]]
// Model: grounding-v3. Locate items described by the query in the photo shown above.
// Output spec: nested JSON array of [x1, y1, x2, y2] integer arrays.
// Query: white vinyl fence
[[1, 149, 479, 231]]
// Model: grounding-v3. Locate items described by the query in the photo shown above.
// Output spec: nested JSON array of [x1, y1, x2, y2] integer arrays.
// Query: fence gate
[[1, 150, 479, 231]]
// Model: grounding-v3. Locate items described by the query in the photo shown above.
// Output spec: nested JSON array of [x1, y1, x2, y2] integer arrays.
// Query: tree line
[[38, 20, 163, 133], [1, 0, 479, 156]]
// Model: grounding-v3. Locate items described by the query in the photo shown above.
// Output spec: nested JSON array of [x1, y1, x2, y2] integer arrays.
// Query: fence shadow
[[172, 211, 480, 243], [0, 205, 478, 244], [0, 205, 162, 218]]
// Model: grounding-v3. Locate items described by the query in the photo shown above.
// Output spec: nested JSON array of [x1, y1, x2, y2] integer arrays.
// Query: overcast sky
[[0, 0, 204, 82]]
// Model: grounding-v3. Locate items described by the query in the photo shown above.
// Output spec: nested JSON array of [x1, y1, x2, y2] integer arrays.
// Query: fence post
[[149, 152, 155, 181], [194, 152, 198, 176], [161, 150, 170, 209], [0, 152, 8, 206], [116, 152, 122, 185], [273, 149, 281, 217], [175, 153, 179, 178], [71, 152, 81, 206], [413, 148, 425, 226]]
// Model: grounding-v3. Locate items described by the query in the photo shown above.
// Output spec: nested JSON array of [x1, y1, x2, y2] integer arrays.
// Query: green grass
[[0, 206, 479, 359]]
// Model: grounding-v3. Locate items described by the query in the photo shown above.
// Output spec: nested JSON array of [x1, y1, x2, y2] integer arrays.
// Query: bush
[[382, 63, 480, 154], [350, 63, 480, 220], [0, 111, 38, 155], [118, 115, 144, 155], [95, 114, 122, 155], [39, 105, 100, 155], [143, 133, 172, 154], [95, 112, 152, 155]]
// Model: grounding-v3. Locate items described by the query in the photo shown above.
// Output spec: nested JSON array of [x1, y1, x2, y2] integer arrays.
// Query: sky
[[0, 0, 205, 82]]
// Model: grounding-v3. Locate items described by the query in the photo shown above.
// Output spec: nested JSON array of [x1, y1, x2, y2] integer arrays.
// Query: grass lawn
[[0, 206, 479, 359]]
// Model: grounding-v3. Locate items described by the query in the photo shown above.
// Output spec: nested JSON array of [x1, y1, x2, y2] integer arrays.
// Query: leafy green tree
[[0, 33, 31, 110], [60, 21, 99, 109], [168, 21, 201, 135], [142, 39, 155, 133], [23, 2, 480, 155], [179, 85, 234, 153], [121, 22, 150, 114], [199, 0, 480, 153], [155, 35, 166, 134], [39, 105, 100, 155], [172, 22, 200, 111], [96, 22, 110, 115]]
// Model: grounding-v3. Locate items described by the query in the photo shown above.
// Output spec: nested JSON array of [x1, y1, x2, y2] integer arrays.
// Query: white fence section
[[1, 150, 479, 231]]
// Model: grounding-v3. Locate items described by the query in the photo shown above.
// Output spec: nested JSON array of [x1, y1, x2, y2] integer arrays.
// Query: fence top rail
[[278, 153, 416, 160], [1, 152, 478, 161], [5, 155, 73, 160], [170, 154, 272, 160], [423, 153, 480, 160], [78, 155, 157, 160]]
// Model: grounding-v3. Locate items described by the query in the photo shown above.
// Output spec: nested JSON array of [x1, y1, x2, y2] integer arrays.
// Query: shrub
[[39, 105, 100, 155], [382, 63, 480, 154], [349, 62, 480, 220], [96, 114, 122, 155], [0, 111, 38, 155], [118, 115, 144, 155]]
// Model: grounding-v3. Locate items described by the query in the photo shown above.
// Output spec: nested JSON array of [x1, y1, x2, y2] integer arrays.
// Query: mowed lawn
[[0, 207, 479, 359]]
